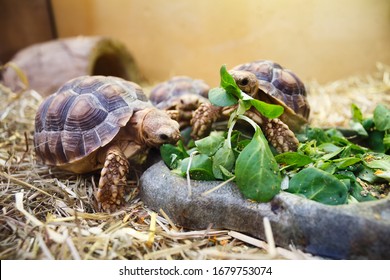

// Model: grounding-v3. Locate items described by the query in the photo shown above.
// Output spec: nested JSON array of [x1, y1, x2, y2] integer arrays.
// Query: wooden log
[[2, 36, 144, 96]]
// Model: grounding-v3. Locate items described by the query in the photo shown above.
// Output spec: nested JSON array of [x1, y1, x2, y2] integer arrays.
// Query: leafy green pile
[[279, 127, 389, 204], [160, 66, 390, 205]]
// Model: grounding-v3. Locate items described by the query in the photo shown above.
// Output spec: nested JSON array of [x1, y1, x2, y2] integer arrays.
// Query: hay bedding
[[0, 64, 389, 260]]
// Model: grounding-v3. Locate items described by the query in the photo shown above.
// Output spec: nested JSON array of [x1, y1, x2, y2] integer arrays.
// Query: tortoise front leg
[[190, 103, 223, 139], [165, 109, 180, 122], [168, 94, 210, 129], [165, 109, 192, 128], [245, 110, 299, 153], [97, 144, 129, 212], [263, 118, 299, 153]]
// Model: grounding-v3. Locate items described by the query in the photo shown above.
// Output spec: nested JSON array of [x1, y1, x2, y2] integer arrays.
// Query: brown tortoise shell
[[149, 76, 210, 109], [232, 60, 310, 121], [34, 75, 153, 166]]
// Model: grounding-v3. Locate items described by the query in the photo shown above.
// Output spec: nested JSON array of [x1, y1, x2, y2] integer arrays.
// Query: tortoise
[[191, 60, 310, 152], [34, 75, 180, 212], [149, 76, 210, 129]]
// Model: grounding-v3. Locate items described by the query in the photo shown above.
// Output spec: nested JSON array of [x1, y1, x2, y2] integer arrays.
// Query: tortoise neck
[[128, 107, 154, 146]]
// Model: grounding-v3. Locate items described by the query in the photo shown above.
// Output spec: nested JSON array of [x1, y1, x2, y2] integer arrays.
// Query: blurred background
[[1, 0, 390, 86]]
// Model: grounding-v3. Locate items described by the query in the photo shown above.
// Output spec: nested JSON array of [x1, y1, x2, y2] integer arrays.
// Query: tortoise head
[[139, 108, 181, 147], [229, 70, 259, 97]]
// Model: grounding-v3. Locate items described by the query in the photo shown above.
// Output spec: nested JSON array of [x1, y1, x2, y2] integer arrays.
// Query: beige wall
[[52, 0, 390, 85]]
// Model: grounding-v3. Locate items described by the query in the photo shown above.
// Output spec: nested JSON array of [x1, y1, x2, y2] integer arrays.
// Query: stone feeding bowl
[[140, 160, 390, 259]]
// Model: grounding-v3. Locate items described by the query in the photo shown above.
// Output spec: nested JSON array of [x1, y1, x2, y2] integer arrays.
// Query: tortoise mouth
[[143, 129, 180, 148]]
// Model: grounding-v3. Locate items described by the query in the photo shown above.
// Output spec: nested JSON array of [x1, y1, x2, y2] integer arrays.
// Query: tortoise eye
[[159, 133, 169, 141], [240, 77, 249, 86]]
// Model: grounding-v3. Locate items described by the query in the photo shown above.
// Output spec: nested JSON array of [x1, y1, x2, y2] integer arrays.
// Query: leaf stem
[[226, 109, 261, 149], [237, 114, 260, 131], [227, 118, 237, 150], [201, 176, 236, 196], [186, 150, 199, 197]]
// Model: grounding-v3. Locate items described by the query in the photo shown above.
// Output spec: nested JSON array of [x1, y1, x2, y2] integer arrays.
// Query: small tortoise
[[149, 76, 210, 129], [34, 76, 180, 211], [191, 60, 310, 152]]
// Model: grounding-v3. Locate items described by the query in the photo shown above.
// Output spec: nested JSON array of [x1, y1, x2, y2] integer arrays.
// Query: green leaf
[[219, 165, 235, 179], [366, 159, 390, 171], [250, 99, 284, 119], [383, 132, 390, 152], [179, 126, 193, 145], [357, 165, 383, 183], [195, 132, 225, 156], [181, 154, 215, 181], [305, 127, 332, 144], [287, 167, 348, 205], [362, 118, 375, 131], [235, 128, 281, 202], [228, 130, 242, 149], [348, 180, 377, 202], [298, 140, 319, 157], [318, 143, 342, 153], [349, 120, 368, 137], [364, 156, 390, 182], [212, 140, 236, 179], [326, 128, 346, 139], [220, 65, 242, 98], [340, 145, 353, 158], [275, 152, 313, 168], [384, 131, 390, 143], [237, 99, 251, 115], [236, 139, 251, 152], [374, 170, 390, 181], [334, 170, 357, 182], [316, 160, 337, 174], [363, 154, 390, 170], [347, 163, 364, 173], [367, 130, 386, 153], [209, 87, 238, 107], [333, 157, 362, 169], [373, 104, 390, 131], [320, 146, 344, 161], [351, 103, 364, 123], [329, 135, 367, 154], [241, 91, 254, 101], [160, 141, 188, 169]]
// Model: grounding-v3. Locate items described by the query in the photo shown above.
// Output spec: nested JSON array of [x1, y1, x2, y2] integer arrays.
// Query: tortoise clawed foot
[[166, 109, 180, 122], [190, 103, 221, 139], [263, 118, 299, 153], [97, 145, 130, 212], [97, 183, 125, 212]]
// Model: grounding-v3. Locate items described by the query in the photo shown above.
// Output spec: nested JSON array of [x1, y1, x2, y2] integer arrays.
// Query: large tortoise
[[34, 76, 180, 211], [191, 60, 310, 152]]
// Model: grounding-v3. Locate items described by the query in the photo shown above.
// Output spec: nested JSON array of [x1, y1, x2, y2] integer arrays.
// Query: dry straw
[[0, 64, 389, 260]]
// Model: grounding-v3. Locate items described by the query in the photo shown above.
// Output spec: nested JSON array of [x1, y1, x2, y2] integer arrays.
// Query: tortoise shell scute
[[64, 95, 108, 131], [272, 69, 305, 96], [35, 94, 54, 133]]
